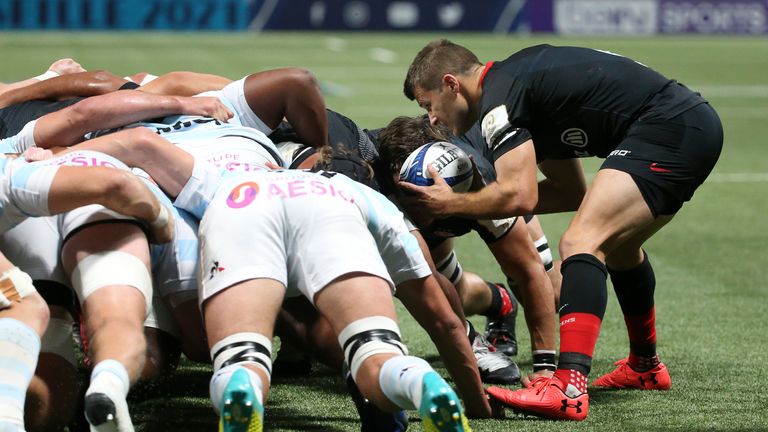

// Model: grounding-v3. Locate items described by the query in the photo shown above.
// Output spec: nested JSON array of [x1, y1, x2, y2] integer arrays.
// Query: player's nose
[[428, 113, 439, 126]]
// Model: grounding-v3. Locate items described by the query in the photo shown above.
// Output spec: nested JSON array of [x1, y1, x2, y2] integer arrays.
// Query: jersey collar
[[479, 61, 495, 87]]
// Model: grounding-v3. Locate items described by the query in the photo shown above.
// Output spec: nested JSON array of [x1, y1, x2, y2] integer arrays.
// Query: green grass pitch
[[0, 32, 766, 431]]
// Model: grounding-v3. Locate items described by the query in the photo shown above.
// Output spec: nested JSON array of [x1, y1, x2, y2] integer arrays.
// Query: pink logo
[[226, 181, 259, 208]]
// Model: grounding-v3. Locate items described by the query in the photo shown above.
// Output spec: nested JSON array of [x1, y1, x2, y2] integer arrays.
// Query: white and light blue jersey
[[212, 169, 430, 284]]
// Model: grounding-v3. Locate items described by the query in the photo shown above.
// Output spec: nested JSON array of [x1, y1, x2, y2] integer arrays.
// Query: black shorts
[[600, 102, 723, 216]]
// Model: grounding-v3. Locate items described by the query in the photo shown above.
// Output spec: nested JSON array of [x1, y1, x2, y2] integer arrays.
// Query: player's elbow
[[85, 70, 127, 93], [93, 169, 141, 214], [498, 185, 537, 216], [283, 68, 320, 92]]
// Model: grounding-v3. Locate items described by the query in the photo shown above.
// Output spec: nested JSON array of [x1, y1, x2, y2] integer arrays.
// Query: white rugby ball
[[399, 141, 473, 192]]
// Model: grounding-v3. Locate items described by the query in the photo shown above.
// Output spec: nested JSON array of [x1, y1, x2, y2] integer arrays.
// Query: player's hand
[[23, 147, 54, 162], [521, 369, 554, 388], [148, 204, 175, 244], [488, 392, 507, 419], [47, 58, 86, 75], [180, 96, 233, 123], [397, 164, 455, 219]]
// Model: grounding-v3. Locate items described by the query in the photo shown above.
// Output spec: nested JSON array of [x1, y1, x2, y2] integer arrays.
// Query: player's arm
[[0, 71, 129, 109], [138, 71, 233, 96], [30, 91, 232, 148], [395, 231, 494, 419], [535, 158, 586, 214], [398, 139, 539, 220], [242, 68, 328, 148], [0, 58, 87, 99], [50, 127, 194, 198], [47, 165, 173, 243]]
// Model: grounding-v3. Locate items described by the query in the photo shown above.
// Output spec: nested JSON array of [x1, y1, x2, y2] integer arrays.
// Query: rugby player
[[402, 40, 723, 420], [0, 151, 174, 432]]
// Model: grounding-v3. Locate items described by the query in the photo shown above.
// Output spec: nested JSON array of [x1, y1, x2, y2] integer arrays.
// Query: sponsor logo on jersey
[[226, 181, 260, 208], [561, 128, 588, 148], [209, 260, 225, 280], [608, 149, 631, 157], [649, 163, 672, 173]]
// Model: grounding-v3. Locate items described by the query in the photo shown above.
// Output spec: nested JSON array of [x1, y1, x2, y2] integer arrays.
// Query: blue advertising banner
[[0, 0, 251, 30], [0, 0, 765, 33]]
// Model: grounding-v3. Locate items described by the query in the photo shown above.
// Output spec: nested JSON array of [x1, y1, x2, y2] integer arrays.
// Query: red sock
[[625, 307, 660, 371], [554, 368, 588, 395]]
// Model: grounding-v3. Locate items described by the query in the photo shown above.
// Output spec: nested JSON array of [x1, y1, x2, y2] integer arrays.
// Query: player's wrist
[[33, 70, 60, 81], [150, 204, 171, 231]]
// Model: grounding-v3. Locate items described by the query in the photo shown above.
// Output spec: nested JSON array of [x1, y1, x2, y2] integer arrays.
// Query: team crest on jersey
[[560, 128, 588, 148], [226, 181, 259, 208]]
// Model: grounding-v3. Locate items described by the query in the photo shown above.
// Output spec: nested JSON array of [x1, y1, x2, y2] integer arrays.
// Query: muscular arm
[[395, 232, 491, 419], [54, 127, 194, 198], [0, 71, 128, 109], [535, 158, 586, 214], [138, 71, 233, 96], [242, 68, 328, 148], [398, 140, 539, 221], [48, 166, 173, 243], [32, 91, 232, 148]]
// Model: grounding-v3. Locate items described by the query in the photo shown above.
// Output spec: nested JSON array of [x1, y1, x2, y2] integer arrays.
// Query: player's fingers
[[426, 164, 448, 186], [397, 180, 427, 196]]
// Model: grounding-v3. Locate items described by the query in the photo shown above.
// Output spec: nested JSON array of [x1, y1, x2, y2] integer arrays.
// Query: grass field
[[1, 32, 767, 431]]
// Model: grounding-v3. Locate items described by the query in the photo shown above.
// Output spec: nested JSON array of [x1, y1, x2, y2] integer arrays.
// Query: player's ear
[[442, 74, 461, 93]]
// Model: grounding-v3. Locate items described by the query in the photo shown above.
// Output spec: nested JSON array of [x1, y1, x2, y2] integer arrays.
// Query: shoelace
[[527, 376, 556, 396], [473, 335, 514, 372]]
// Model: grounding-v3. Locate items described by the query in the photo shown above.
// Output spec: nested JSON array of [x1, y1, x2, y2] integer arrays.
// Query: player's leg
[[0, 253, 49, 432], [591, 218, 674, 390], [139, 295, 181, 382], [486, 168, 664, 420], [203, 280, 285, 432], [26, 303, 79, 432], [428, 238, 520, 385], [0, 218, 79, 431], [315, 274, 471, 431], [61, 222, 152, 432]]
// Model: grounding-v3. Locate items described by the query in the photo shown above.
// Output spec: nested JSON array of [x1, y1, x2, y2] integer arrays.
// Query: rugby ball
[[399, 141, 473, 192]]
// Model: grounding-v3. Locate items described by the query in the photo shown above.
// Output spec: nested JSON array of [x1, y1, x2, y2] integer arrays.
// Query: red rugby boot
[[486, 373, 589, 421], [592, 358, 671, 390]]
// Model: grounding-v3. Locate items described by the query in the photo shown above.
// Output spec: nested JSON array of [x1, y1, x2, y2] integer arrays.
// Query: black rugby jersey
[[0, 98, 83, 138], [479, 44, 706, 161]]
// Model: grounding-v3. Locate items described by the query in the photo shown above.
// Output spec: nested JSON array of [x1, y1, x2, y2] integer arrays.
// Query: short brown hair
[[376, 115, 450, 177], [404, 39, 481, 100]]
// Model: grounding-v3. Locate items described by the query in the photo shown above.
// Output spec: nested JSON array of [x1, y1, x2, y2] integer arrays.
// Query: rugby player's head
[[376, 115, 449, 180], [404, 39, 481, 101]]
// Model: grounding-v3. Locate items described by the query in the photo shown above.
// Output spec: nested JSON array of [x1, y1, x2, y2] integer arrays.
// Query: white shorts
[[151, 208, 199, 305], [144, 290, 181, 338], [198, 174, 393, 305], [0, 216, 69, 286]]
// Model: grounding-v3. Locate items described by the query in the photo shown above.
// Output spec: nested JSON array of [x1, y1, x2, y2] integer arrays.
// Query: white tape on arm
[[33, 70, 60, 81], [150, 205, 170, 231]]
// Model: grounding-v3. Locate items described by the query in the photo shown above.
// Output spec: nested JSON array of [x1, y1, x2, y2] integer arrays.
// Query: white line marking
[[695, 85, 768, 98], [706, 173, 768, 183]]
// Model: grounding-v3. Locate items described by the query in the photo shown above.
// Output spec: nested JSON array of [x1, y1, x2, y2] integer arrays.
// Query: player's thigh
[[203, 278, 286, 349], [313, 273, 398, 338], [605, 213, 674, 270], [560, 168, 657, 261]]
